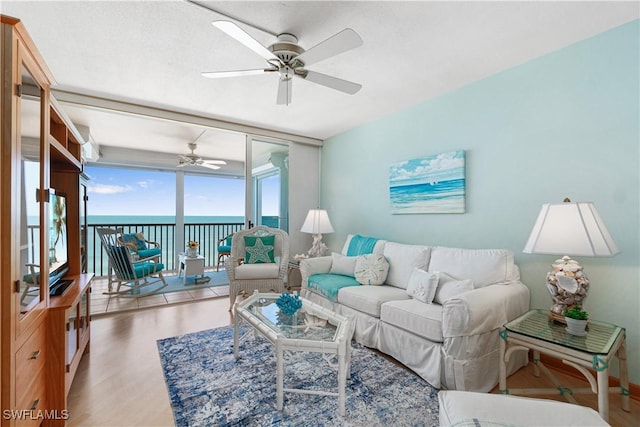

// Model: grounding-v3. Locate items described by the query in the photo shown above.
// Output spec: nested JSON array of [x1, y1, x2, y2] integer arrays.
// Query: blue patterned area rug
[[157, 325, 439, 426]]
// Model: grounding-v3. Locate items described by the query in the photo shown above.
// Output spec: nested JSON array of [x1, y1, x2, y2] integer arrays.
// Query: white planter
[[565, 317, 588, 336], [187, 247, 198, 258]]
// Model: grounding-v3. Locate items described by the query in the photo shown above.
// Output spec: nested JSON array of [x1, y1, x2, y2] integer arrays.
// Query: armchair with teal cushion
[[216, 233, 233, 271], [119, 232, 162, 259], [98, 228, 167, 297]]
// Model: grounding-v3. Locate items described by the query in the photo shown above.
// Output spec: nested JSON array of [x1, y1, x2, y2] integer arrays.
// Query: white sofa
[[299, 235, 531, 392]]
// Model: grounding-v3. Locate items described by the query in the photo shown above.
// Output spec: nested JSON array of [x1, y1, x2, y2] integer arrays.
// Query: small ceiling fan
[[177, 137, 226, 170], [202, 20, 363, 105]]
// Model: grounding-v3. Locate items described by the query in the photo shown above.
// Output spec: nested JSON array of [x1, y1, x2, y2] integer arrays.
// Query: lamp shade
[[301, 209, 334, 234], [523, 201, 619, 257]]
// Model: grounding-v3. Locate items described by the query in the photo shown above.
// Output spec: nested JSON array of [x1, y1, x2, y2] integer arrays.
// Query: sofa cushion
[[338, 285, 409, 317], [406, 268, 439, 303], [382, 242, 430, 289], [235, 262, 279, 279], [428, 247, 517, 288], [380, 299, 444, 342], [354, 254, 389, 285], [307, 273, 360, 302], [341, 234, 386, 256], [329, 253, 358, 276], [434, 272, 474, 305]]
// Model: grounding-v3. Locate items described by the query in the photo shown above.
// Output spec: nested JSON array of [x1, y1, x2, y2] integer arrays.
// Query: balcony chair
[[118, 232, 162, 259], [20, 263, 40, 306], [97, 227, 167, 297], [225, 226, 289, 310], [216, 233, 233, 271]]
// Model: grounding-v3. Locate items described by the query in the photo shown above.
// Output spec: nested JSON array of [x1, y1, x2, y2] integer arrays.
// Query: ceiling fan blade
[[212, 21, 279, 63], [276, 78, 292, 105], [200, 163, 221, 170], [296, 28, 362, 66], [202, 159, 227, 165], [297, 70, 362, 95], [202, 68, 277, 79]]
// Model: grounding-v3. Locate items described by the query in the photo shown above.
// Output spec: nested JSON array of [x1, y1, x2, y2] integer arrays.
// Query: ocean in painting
[[390, 178, 465, 213], [389, 150, 466, 214]]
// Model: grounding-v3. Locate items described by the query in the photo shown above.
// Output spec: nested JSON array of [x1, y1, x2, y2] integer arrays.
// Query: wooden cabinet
[[1, 15, 91, 427], [47, 275, 91, 420]]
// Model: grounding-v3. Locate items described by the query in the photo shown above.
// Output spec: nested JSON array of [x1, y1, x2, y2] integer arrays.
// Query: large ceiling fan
[[202, 20, 363, 105], [177, 137, 226, 170]]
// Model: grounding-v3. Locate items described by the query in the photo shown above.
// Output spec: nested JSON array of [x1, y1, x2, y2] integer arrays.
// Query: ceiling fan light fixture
[[202, 21, 363, 105]]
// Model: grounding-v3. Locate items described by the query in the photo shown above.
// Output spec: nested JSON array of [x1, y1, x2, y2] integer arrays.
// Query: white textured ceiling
[[2, 1, 638, 165]]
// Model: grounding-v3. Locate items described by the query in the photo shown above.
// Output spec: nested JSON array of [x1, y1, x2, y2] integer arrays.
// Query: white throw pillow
[[354, 254, 390, 285], [434, 272, 474, 304], [406, 268, 439, 303], [428, 247, 517, 288], [329, 252, 358, 277]]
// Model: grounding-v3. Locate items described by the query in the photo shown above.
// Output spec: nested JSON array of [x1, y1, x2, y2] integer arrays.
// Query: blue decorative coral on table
[[276, 292, 302, 316]]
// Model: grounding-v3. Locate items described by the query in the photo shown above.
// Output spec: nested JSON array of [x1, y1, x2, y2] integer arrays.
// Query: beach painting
[[389, 150, 465, 214]]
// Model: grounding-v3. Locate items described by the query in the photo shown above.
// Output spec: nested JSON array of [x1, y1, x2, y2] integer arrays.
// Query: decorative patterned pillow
[[122, 233, 148, 251], [406, 268, 439, 303], [434, 272, 474, 304], [244, 235, 275, 264], [354, 254, 389, 285]]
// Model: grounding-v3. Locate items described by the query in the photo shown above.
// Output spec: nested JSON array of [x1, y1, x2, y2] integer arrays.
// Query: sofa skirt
[[379, 321, 443, 388]]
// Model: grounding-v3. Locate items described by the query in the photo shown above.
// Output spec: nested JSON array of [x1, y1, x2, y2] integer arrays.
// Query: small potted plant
[[564, 305, 588, 336]]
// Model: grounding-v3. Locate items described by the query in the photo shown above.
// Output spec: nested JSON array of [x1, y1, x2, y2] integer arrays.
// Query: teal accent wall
[[322, 20, 639, 383]]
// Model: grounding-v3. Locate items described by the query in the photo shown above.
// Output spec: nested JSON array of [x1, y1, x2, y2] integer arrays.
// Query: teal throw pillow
[[244, 235, 275, 264]]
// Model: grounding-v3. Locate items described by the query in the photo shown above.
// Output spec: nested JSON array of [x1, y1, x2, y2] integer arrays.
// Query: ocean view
[[88, 215, 244, 225], [85, 215, 247, 276]]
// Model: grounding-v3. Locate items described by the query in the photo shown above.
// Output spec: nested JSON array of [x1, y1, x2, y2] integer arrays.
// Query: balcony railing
[[87, 222, 244, 277]]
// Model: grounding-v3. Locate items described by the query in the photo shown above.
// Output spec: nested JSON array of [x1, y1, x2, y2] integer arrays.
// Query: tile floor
[[89, 271, 229, 316]]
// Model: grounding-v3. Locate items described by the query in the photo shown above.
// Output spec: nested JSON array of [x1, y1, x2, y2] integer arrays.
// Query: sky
[[389, 150, 465, 187], [85, 165, 279, 217]]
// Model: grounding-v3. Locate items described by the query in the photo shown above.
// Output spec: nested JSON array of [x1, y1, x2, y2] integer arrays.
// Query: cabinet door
[[18, 57, 47, 322], [66, 305, 78, 368]]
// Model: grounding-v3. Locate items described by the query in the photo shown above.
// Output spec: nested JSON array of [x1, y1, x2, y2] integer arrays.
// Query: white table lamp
[[523, 198, 619, 322], [301, 209, 334, 257]]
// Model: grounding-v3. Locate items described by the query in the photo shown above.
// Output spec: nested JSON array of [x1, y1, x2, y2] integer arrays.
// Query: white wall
[[321, 21, 639, 384]]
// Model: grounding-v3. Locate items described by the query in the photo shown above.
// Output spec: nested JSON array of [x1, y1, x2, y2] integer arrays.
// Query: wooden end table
[[499, 309, 630, 422]]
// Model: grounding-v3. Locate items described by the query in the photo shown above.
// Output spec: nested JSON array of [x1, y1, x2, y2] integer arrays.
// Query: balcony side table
[[178, 253, 205, 285], [499, 309, 629, 422]]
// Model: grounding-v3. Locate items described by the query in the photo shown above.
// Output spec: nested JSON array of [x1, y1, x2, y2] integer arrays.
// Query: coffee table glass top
[[505, 309, 623, 355], [243, 295, 340, 342]]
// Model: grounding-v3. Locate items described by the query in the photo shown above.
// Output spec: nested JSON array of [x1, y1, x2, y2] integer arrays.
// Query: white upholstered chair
[[225, 226, 289, 310]]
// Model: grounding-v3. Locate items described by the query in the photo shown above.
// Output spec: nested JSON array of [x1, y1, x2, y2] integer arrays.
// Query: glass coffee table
[[499, 309, 629, 422], [233, 291, 354, 416]]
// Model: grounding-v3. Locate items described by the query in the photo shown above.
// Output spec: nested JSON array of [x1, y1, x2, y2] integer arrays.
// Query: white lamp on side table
[[301, 209, 334, 257], [523, 198, 619, 323]]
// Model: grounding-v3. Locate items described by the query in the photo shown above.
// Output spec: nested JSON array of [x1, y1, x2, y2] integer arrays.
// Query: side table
[[178, 253, 206, 285], [499, 309, 629, 422], [286, 260, 302, 293]]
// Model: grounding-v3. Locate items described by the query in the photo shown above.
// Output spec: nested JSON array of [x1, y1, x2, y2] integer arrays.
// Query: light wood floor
[[66, 297, 639, 426]]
